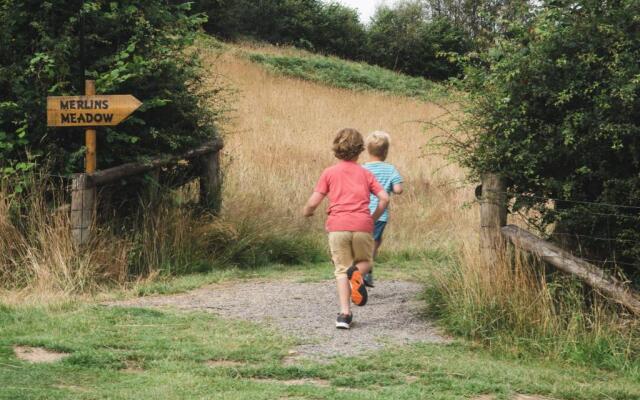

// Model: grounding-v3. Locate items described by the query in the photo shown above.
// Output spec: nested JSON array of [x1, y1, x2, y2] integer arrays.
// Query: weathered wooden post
[[71, 173, 96, 245], [199, 149, 222, 214], [47, 84, 142, 245], [479, 173, 507, 265], [85, 80, 97, 173]]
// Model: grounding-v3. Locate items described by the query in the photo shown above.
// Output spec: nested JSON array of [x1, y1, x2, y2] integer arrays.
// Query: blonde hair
[[366, 131, 391, 160], [332, 128, 365, 160]]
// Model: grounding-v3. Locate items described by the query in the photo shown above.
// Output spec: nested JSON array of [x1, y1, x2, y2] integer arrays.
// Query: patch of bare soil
[[109, 280, 447, 361], [13, 346, 69, 363], [122, 359, 144, 373]]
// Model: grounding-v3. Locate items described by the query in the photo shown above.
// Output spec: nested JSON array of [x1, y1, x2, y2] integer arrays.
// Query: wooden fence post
[[199, 150, 222, 214], [480, 173, 507, 265], [71, 173, 96, 245]]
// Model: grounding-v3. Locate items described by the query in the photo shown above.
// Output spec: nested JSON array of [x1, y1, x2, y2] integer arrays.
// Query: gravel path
[[110, 280, 448, 360]]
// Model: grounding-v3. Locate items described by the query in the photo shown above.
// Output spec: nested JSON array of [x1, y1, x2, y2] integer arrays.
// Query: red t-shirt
[[314, 160, 383, 233]]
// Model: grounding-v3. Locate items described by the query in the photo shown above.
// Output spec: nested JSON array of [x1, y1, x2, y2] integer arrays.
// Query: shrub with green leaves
[[196, 0, 367, 59], [453, 1, 640, 280], [0, 1, 218, 178], [366, 2, 471, 80]]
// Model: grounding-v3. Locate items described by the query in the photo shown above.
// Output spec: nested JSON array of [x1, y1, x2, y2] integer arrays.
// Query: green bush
[[450, 0, 640, 280], [0, 1, 218, 178]]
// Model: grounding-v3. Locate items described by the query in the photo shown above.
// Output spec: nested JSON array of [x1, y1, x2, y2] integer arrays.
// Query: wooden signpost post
[[47, 80, 142, 244]]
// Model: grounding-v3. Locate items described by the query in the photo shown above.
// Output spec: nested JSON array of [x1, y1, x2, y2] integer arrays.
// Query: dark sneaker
[[336, 313, 353, 329], [347, 265, 368, 306], [364, 272, 374, 288]]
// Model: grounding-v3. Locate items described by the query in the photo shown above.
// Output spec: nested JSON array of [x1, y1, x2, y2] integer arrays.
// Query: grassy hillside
[[203, 40, 474, 256]]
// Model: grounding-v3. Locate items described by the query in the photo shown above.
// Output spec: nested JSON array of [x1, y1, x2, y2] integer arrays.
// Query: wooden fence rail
[[479, 173, 640, 317], [71, 138, 223, 245]]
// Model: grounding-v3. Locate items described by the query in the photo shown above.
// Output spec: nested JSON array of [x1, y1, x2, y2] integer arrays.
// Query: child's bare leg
[[356, 260, 372, 275], [373, 239, 382, 259], [336, 277, 351, 315]]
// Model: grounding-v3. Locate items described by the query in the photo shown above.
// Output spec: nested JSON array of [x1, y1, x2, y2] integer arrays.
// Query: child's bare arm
[[392, 183, 403, 195], [371, 190, 390, 222], [303, 192, 325, 217]]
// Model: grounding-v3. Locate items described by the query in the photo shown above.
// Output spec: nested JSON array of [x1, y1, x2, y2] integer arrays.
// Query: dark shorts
[[373, 220, 387, 242]]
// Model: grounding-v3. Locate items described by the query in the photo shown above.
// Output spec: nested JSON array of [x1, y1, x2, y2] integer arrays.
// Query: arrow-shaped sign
[[47, 95, 142, 127]]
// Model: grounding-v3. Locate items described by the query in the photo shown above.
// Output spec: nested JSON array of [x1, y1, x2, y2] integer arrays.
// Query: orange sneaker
[[347, 265, 368, 306]]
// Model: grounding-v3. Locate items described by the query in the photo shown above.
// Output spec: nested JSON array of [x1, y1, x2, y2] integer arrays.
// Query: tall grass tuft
[[0, 174, 130, 294], [0, 174, 323, 297], [427, 244, 640, 373]]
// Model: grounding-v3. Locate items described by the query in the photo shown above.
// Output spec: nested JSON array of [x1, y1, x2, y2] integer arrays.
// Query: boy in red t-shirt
[[303, 128, 389, 329]]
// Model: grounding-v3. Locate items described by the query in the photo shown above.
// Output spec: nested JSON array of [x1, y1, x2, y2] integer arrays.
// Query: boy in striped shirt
[[363, 131, 404, 287]]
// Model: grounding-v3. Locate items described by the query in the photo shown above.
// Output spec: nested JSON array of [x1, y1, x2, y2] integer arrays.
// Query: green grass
[[1, 300, 640, 399], [424, 255, 640, 379], [244, 51, 449, 102]]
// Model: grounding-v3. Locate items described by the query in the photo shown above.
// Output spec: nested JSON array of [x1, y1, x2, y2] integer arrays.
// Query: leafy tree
[[451, 0, 640, 279], [196, 0, 365, 58], [0, 0, 217, 178], [367, 1, 470, 80], [425, 0, 534, 41], [313, 2, 367, 59]]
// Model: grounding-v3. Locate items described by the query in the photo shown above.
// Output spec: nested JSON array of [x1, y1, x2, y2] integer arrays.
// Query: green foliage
[[246, 51, 447, 101], [366, 2, 471, 80], [196, 0, 367, 59], [451, 0, 640, 277], [422, 0, 536, 46], [0, 1, 218, 178], [196, 0, 470, 80]]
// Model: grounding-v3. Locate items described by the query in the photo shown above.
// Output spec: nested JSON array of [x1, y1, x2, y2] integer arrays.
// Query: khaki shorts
[[328, 231, 374, 278]]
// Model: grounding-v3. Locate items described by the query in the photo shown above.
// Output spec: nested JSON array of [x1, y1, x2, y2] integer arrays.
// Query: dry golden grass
[[206, 44, 478, 252], [0, 177, 131, 302]]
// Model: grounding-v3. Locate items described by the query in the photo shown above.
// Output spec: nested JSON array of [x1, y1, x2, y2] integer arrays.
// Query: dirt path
[[110, 279, 447, 361]]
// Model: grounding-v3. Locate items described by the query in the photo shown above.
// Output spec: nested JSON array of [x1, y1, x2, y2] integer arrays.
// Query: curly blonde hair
[[366, 131, 390, 160], [332, 128, 364, 160]]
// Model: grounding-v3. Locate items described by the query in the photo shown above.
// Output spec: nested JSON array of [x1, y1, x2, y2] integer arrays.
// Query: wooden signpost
[[46, 93, 142, 127], [47, 81, 142, 173], [47, 80, 142, 244]]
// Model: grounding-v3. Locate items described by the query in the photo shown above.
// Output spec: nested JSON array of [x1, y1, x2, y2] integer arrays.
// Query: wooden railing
[[71, 138, 223, 245], [478, 173, 640, 316]]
